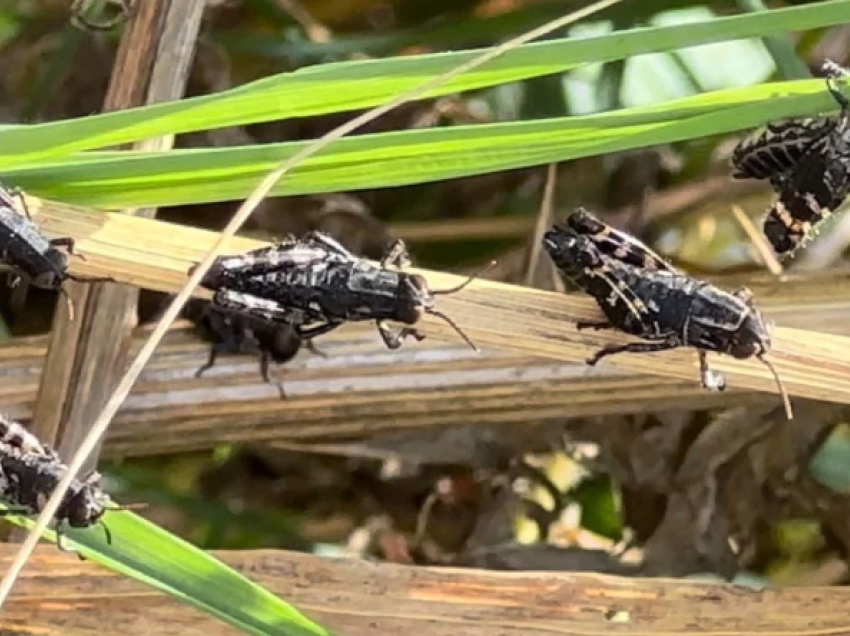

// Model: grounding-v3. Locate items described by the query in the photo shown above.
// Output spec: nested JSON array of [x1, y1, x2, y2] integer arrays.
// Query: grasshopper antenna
[[426, 308, 478, 353], [432, 260, 497, 296], [428, 260, 495, 352], [758, 353, 793, 420]]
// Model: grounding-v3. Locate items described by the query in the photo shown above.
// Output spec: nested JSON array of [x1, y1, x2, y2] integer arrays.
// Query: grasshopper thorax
[[394, 274, 432, 325]]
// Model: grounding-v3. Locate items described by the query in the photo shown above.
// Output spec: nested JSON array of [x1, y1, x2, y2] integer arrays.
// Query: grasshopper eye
[[729, 341, 760, 360], [729, 313, 769, 359]]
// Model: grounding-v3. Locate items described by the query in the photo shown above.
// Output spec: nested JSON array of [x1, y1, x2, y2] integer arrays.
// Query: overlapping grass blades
[[0, 0, 847, 165], [2, 76, 843, 207]]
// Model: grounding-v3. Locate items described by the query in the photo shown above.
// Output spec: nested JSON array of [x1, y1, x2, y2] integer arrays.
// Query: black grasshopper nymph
[[543, 208, 792, 419], [0, 186, 114, 316], [732, 60, 850, 257], [0, 443, 111, 549], [194, 232, 488, 352], [182, 296, 325, 398], [0, 413, 144, 552]]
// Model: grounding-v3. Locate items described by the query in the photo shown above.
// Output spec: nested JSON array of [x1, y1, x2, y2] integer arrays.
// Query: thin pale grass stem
[[731, 203, 783, 276], [0, 0, 625, 607], [525, 163, 559, 287]]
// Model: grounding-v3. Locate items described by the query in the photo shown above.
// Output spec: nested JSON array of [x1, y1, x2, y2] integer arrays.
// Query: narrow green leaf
[[1, 0, 849, 164], [2, 78, 839, 208], [2, 507, 333, 636]]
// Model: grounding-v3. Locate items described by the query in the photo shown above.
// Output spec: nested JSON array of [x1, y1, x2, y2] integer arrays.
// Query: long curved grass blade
[[1, 77, 841, 207], [0, 505, 332, 636], [0, 0, 848, 164]]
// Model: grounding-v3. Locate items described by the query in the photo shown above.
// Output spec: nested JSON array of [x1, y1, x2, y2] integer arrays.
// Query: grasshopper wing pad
[[566, 209, 674, 273], [732, 118, 836, 181]]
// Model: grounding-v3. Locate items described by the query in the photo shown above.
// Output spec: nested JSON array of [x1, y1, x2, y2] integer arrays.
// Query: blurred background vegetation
[[3, 0, 850, 593]]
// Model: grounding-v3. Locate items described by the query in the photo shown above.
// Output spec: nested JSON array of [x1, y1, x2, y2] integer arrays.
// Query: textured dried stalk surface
[[3, 544, 849, 636], [29, 196, 850, 406], [0, 323, 772, 458]]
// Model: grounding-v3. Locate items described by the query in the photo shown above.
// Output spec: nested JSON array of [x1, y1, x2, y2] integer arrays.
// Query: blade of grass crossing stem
[[0, 0, 626, 614], [0, 0, 849, 164], [0, 504, 330, 636], [4, 76, 845, 208]]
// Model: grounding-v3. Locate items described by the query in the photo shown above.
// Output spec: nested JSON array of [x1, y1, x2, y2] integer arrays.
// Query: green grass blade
[[1, 507, 333, 636], [2, 77, 839, 208], [1, 0, 849, 164]]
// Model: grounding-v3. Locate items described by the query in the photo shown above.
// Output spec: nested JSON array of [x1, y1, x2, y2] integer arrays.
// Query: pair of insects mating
[[0, 414, 119, 551], [189, 232, 484, 385], [543, 208, 793, 420], [732, 60, 850, 257]]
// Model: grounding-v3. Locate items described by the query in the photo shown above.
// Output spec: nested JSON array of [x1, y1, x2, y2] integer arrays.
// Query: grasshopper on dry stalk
[[193, 231, 491, 352], [0, 415, 142, 553], [0, 185, 114, 320], [181, 297, 326, 398], [732, 60, 850, 257], [543, 208, 793, 420]]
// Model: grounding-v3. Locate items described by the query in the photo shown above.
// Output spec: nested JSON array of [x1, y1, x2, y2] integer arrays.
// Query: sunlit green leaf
[[1, 506, 332, 636], [0, 0, 848, 164], [2, 77, 839, 208]]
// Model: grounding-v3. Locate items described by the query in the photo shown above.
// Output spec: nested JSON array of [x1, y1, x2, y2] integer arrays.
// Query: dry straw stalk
[[7, 543, 850, 636], [0, 324, 770, 458], [27, 195, 850, 407]]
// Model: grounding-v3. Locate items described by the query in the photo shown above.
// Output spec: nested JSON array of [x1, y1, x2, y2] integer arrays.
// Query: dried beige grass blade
[[24, 199, 850, 405], [0, 0, 625, 609], [525, 163, 559, 287], [731, 203, 784, 276]]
